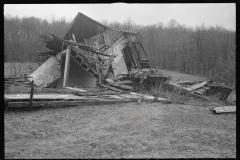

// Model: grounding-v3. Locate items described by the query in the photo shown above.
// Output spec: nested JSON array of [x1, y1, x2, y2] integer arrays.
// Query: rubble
[[166, 79, 233, 102]]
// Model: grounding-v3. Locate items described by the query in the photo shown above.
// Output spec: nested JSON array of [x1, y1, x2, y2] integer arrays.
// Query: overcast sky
[[4, 3, 236, 30]]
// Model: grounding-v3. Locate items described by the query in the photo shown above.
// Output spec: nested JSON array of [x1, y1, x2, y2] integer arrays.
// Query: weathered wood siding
[[62, 13, 107, 43], [28, 54, 62, 88], [111, 35, 129, 75]]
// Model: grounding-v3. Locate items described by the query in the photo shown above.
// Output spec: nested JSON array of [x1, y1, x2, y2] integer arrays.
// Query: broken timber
[[63, 47, 71, 87], [210, 106, 236, 114], [29, 80, 34, 107], [168, 81, 212, 102], [27, 54, 62, 88], [99, 83, 125, 92], [4, 93, 134, 108]]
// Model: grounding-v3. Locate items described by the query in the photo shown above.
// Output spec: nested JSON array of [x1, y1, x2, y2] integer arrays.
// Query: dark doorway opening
[[122, 45, 136, 69], [132, 42, 150, 68]]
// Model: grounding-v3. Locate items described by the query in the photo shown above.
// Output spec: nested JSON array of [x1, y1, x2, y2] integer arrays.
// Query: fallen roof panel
[[27, 55, 62, 88]]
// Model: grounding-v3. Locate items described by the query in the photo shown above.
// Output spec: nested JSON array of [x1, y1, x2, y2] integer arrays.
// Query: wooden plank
[[4, 93, 89, 100], [211, 106, 236, 114], [103, 32, 111, 48], [7, 99, 132, 108], [95, 62, 101, 83], [29, 80, 34, 107], [130, 92, 169, 103], [112, 94, 141, 100], [105, 78, 133, 91], [74, 90, 120, 96], [168, 81, 212, 101], [192, 87, 209, 95], [72, 34, 77, 42], [118, 85, 133, 90], [63, 47, 71, 87], [184, 81, 209, 91], [4, 84, 78, 94], [111, 37, 129, 76], [103, 53, 115, 77], [105, 95, 128, 100], [110, 76, 124, 81], [105, 78, 116, 84], [116, 80, 133, 85], [92, 54, 103, 83], [176, 80, 202, 85], [64, 87, 87, 92], [100, 84, 125, 93]]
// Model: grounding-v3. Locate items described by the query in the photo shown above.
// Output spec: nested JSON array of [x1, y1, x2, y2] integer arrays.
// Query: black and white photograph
[[4, 3, 236, 158]]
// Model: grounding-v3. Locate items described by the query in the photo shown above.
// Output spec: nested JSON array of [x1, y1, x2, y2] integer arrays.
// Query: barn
[[28, 12, 150, 89]]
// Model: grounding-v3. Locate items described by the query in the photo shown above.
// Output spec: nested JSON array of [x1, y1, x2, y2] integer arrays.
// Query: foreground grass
[[5, 102, 236, 158]]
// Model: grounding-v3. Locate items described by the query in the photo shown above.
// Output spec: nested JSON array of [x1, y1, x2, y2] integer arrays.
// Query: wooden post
[[63, 47, 71, 87], [72, 34, 77, 42], [29, 80, 34, 108]]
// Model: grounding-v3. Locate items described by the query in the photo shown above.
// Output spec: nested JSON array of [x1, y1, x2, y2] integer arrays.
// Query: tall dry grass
[[147, 78, 191, 104]]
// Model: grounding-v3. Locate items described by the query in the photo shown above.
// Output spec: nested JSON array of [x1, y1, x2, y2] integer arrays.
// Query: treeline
[[4, 16, 235, 85], [101, 18, 236, 85], [4, 15, 70, 63]]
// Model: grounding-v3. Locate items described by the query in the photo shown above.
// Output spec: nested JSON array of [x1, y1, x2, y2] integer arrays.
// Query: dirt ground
[[4, 102, 236, 158]]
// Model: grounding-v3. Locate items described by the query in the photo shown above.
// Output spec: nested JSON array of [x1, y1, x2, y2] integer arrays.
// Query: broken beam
[[116, 80, 133, 85], [63, 47, 71, 87], [100, 84, 125, 93], [211, 106, 236, 114]]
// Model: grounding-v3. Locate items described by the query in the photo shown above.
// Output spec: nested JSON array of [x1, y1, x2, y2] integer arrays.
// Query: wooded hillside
[[4, 16, 70, 63], [4, 16, 235, 85]]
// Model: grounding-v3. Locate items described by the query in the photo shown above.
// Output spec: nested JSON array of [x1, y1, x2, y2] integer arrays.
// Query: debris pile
[[36, 33, 161, 93], [167, 80, 233, 102], [4, 12, 235, 111]]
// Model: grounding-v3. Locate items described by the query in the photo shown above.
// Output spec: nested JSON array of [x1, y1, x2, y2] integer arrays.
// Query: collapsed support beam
[[63, 47, 71, 87]]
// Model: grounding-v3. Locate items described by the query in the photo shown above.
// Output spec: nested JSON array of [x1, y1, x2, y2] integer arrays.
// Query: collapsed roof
[[31, 12, 150, 89]]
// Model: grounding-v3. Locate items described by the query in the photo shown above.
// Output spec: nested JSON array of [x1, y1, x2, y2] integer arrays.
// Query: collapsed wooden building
[[4, 12, 235, 110], [5, 12, 167, 108], [32, 12, 150, 88]]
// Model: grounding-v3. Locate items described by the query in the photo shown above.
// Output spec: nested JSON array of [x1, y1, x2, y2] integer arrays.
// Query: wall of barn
[[110, 34, 142, 75], [62, 13, 107, 43], [57, 55, 97, 88]]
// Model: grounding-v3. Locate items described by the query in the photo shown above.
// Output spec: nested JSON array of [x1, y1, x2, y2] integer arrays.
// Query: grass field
[[4, 62, 39, 77], [5, 102, 236, 158]]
